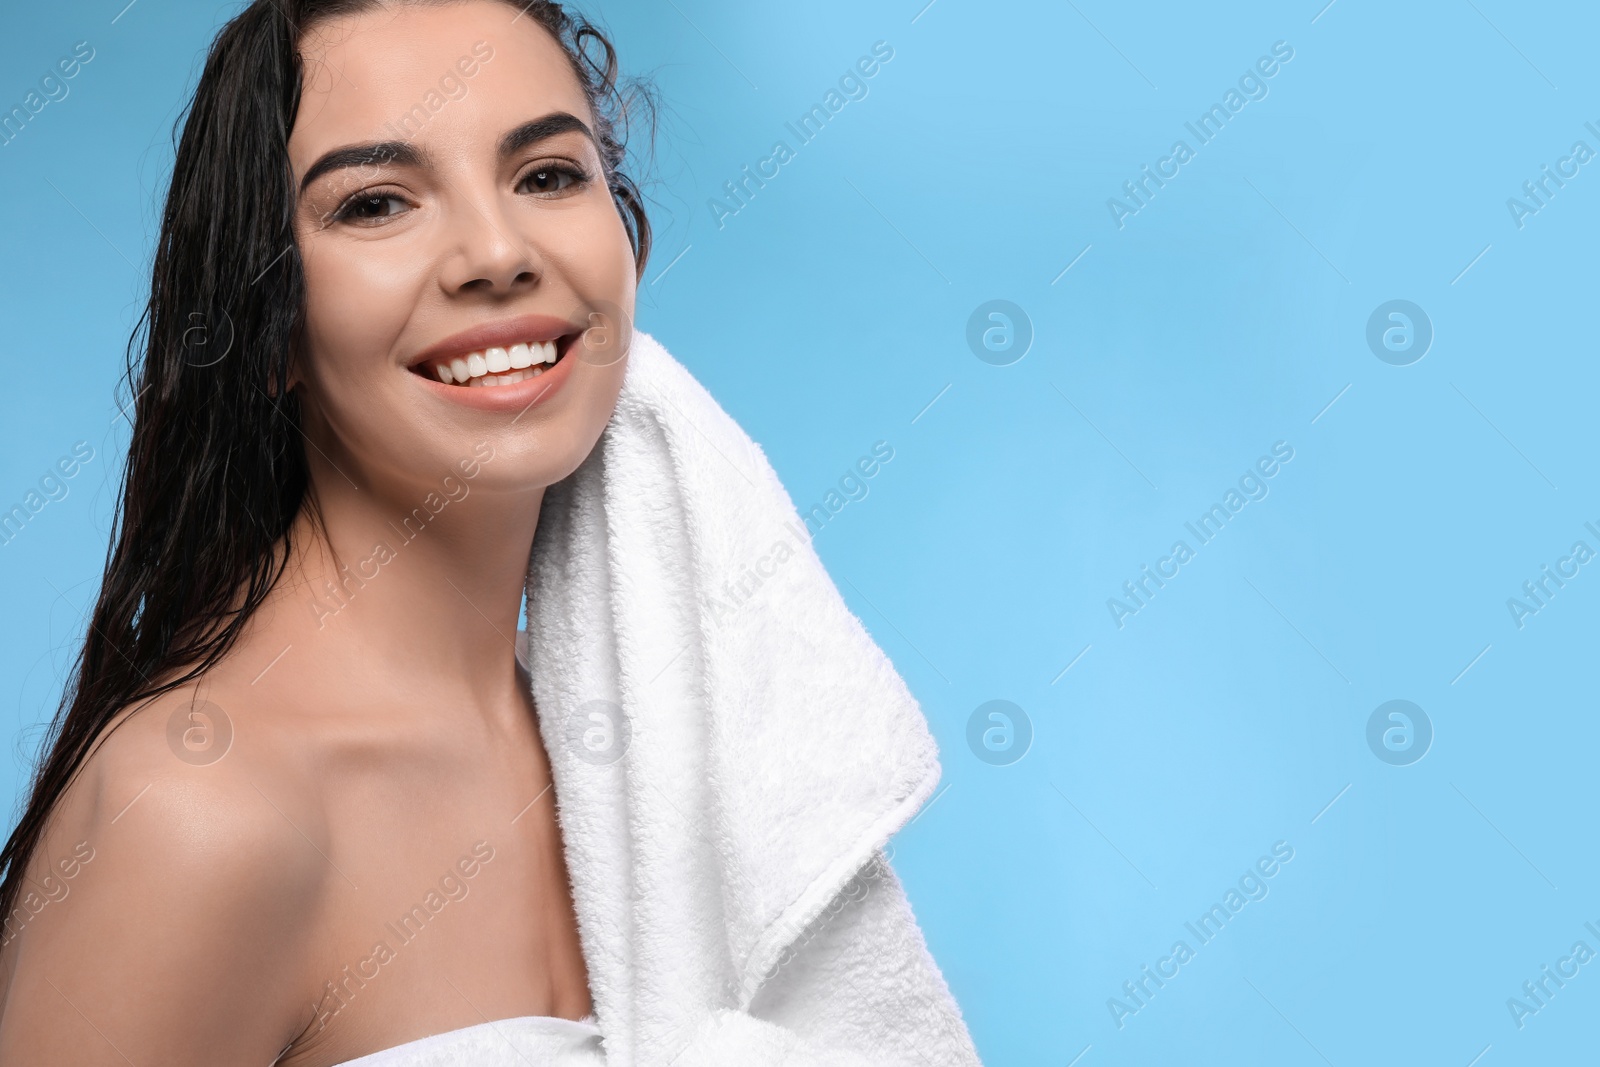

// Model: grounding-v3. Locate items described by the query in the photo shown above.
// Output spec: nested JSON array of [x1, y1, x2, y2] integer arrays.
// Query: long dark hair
[[0, 0, 652, 932]]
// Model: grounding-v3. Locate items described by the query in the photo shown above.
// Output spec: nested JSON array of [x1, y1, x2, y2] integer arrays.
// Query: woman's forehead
[[289, 2, 590, 162]]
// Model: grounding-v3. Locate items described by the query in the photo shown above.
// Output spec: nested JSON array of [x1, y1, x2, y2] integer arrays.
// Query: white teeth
[[429, 340, 563, 387]]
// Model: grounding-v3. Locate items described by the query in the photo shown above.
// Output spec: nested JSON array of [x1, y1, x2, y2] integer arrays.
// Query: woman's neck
[[250, 457, 547, 719]]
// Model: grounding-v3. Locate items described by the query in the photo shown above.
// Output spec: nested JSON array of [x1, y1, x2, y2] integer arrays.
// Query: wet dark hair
[[0, 0, 653, 937]]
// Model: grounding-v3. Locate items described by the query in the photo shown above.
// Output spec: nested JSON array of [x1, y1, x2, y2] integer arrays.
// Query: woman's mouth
[[410, 336, 571, 388]]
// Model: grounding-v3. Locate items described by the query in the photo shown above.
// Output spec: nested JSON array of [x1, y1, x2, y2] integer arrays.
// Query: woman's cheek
[[303, 242, 424, 377], [557, 200, 639, 297]]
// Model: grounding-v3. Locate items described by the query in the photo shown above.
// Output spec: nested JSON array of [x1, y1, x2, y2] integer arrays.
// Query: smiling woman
[[0, 2, 980, 1065]]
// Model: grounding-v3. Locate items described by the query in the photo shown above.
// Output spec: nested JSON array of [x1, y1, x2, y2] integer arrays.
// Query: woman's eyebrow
[[297, 112, 594, 198], [299, 141, 424, 196], [499, 112, 597, 157]]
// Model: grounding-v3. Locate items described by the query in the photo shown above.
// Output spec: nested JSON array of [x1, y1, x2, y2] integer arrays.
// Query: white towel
[[522, 329, 980, 1066]]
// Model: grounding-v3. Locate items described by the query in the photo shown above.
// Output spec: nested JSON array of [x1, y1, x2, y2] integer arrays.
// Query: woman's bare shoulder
[[32, 679, 330, 878], [0, 684, 330, 1064]]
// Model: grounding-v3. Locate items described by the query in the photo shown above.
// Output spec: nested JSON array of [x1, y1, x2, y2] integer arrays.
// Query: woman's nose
[[437, 194, 541, 295]]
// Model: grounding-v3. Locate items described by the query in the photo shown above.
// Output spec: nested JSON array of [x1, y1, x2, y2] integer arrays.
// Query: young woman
[[0, 2, 982, 1064]]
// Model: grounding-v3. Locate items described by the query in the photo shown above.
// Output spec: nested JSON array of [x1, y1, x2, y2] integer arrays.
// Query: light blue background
[[3, 1, 1596, 1064]]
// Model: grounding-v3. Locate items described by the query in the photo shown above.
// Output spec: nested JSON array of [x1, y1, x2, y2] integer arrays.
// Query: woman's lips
[[404, 312, 582, 378], [409, 334, 570, 388], [408, 332, 581, 412]]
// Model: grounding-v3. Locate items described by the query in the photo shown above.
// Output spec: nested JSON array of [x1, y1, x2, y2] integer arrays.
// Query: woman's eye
[[521, 166, 584, 196], [337, 193, 408, 222]]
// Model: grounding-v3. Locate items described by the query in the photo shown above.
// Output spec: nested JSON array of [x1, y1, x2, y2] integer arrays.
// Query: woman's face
[[286, 0, 636, 501]]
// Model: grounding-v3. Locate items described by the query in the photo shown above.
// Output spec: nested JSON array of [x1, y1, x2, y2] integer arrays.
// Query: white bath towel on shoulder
[[522, 328, 982, 1066]]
